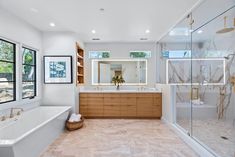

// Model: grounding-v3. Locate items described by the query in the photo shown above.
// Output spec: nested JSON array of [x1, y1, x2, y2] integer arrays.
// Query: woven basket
[[66, 116, 84, 131]]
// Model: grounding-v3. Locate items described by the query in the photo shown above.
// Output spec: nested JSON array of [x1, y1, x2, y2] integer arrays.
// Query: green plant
[[112, 75, 125, 90]]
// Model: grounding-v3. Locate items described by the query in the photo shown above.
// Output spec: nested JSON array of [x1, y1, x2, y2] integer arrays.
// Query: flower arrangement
[[112, 75, 125, 90]]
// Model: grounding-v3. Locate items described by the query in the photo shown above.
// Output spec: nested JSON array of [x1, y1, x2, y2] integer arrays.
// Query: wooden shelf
[[77, 74, 83, 77], [77, 55, 83, 59], [77, 64, 83, 68], [76, 43, 84, 85]]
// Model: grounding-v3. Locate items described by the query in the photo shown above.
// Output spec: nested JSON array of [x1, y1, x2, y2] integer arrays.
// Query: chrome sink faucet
[[10, 108, 24, 118]]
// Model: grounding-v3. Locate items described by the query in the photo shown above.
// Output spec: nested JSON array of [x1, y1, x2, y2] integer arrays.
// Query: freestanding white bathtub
[[0, 106, 71, 157]]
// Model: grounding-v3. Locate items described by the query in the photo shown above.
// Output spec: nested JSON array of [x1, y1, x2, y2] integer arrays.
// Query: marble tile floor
[[41, 119, 199, 157], [178, 119, 235, 157]]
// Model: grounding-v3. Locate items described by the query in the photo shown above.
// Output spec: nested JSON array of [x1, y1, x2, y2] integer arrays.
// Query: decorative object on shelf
[[44, 56, 73, 84], [191, 87, 199, 100], [112, 75, 125, 90], [230, 76, 235, 92]]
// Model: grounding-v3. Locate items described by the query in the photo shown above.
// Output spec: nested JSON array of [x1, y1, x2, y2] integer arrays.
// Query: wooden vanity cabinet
[[103, 94, 121, 117], [87, 93, 103, 117], [79, 93, 162, 118], [120, 94, 137, 117], [136, 94, 154, 117]]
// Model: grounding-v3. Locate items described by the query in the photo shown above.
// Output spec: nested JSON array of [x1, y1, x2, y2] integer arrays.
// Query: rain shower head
[[216, 16, 235, 34], [224, 53, 235, 60]]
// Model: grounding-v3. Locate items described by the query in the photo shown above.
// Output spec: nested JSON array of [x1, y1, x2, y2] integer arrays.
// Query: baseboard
[[161, 118, 215, 157]]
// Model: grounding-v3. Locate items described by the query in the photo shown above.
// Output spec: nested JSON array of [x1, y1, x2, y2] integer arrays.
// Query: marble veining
[[41, 119, 198, 157]]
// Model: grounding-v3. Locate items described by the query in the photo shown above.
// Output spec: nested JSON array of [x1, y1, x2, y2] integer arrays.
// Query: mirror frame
[[91, 58, 148, 86]]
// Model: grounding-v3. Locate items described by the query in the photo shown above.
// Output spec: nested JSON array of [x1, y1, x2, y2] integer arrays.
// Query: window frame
[[88, 51, 110, 59], [162, 50, 191, 59], [0, 38, 16, 104], [129, 51, 151, 58], [22, 47, 37, 99]]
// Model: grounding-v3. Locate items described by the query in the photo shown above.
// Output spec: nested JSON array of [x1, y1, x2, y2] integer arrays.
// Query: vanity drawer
[[120, 93, 137, 97], [79, 93, 87, 97], [153, 97, 162, 106], [86, 93, 103, 97], [152, 105, 162, 117], [103, 93, 120, 97], [120, 105, 136, 117], [136, 93, 153, 97], [121, 97, 136, 104], [104, 105, 120, 116]]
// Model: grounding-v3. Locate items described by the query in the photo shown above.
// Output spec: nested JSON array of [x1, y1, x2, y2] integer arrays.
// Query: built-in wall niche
[[76, 43, 84, 85], [92, 59, 147, 85]]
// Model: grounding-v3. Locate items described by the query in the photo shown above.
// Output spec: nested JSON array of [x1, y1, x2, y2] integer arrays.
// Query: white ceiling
[[0, 0, 201, 43]]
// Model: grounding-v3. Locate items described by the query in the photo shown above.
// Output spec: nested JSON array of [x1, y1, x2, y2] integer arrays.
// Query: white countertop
[[79, 89, 161, 93]]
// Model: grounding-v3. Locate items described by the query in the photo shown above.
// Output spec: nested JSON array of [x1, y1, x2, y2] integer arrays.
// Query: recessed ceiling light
[[169, 28, 189, 36], [140, 38, 148, 41], [30, 8, 38, 13], [91, 30, 96, 34], [189, 29, 194, 32], [100, 8, 105, 12], [145, 29, 150, 34], [197, 30, 203, 34], [92, 38, 100, 41], [49, 22, 55, 27]]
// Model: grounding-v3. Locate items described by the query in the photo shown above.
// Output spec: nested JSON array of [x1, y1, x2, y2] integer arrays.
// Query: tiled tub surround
[[0, 106, 71, 157], [41, 119, 199, 157]]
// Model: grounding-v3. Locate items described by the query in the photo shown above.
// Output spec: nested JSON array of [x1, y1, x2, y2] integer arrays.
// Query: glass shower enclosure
[[159, 0, 235, 156]]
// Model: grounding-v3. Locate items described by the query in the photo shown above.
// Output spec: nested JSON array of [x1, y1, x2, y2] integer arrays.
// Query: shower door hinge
[[187, 14, 194, 26]]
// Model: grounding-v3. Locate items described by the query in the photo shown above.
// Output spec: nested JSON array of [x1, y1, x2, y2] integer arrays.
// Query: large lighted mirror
[[92, 59, 147, 85]]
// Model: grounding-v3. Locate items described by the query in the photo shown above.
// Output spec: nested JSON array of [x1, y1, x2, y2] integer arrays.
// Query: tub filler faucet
[[10, 108, 24, 118]]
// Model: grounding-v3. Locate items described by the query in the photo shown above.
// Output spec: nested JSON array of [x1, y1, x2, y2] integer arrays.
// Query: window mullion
[[17, 44, 23, 101]]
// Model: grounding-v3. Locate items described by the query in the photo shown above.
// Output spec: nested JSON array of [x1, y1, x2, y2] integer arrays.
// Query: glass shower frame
[[189, 5, 235, 157]]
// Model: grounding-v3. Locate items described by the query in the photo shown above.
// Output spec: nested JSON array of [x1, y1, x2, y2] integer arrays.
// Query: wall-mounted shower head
[[224, 53, 235, 60]]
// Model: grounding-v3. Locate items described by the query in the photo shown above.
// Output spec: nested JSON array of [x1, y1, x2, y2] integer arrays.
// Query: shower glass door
[[191, 5, 235, 157]]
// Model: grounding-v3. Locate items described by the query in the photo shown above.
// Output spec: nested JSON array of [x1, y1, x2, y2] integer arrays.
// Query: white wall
[[84, 42, 157, 87], [0, 7, 42, 111], [42, 32, 84, 112]]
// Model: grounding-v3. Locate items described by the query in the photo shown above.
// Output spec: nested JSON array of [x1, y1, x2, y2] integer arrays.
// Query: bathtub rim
[[0, 105, 71, 147]]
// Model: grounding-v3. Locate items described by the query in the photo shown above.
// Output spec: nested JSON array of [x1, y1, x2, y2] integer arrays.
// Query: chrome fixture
[[224, 53, 235, 60], [10, 108, 24, 118]]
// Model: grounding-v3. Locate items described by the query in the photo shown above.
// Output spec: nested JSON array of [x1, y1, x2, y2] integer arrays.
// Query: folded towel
[[192, 99, 204, 105], [68, 113, 82, 122]]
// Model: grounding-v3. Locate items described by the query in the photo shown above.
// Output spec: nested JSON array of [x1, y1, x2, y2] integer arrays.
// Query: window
[[162, 50, 191, 58], [22, 47, 36, 99], [130, 51, 151, 58], [89, 51, 110, 58], [0, 39, 16, 103]]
